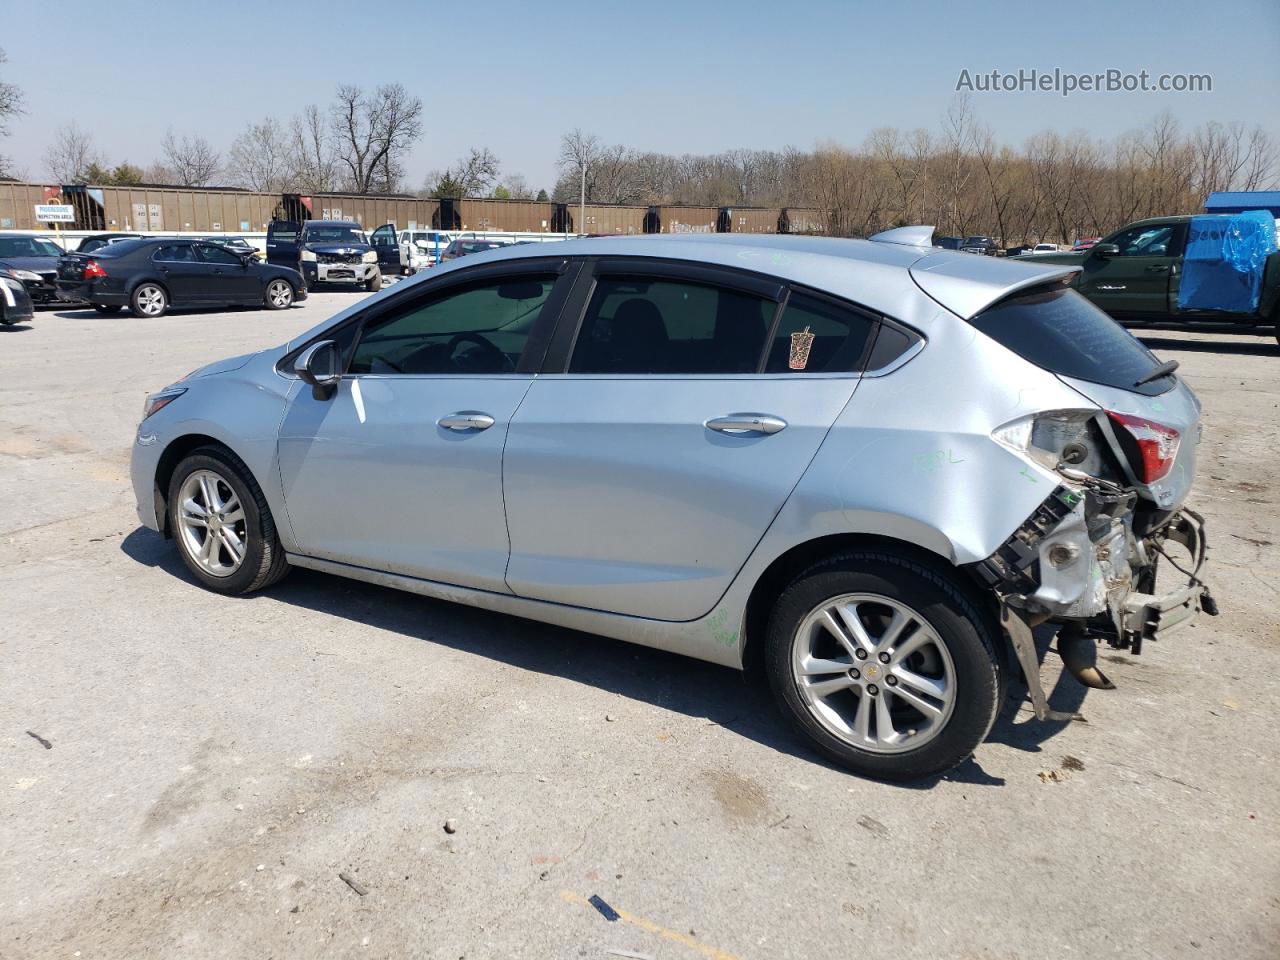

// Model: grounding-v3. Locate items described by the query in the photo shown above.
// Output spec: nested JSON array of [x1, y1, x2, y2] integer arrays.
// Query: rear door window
[[971, 284, 1174, 395], [153, 244, 196, 262], [569, 277, 773, 374], [763, 292, 876, 373]]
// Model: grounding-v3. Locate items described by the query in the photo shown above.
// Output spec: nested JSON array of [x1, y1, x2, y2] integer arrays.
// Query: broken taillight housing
[[83, 260, 107, 279], [992, 410, 1110, 476], [1106, 411, 1180, 483]]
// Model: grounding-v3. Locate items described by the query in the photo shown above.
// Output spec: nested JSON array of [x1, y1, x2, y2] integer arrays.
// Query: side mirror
[[294, 340, 341, 400], [240, 254, 253, 267], [1092, 243, 1120, 258]]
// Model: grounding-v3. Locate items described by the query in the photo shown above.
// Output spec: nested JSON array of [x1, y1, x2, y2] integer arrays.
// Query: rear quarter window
[[971, 283, 1173, 395]]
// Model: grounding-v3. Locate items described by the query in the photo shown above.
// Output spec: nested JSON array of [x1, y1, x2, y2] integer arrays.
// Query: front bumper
[[303, 261, 379, 284]]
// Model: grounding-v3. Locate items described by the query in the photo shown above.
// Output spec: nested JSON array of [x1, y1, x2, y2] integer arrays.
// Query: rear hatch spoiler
[[909, 252, 1081, 319]]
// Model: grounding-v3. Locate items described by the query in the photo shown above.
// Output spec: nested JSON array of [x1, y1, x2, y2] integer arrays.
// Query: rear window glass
[[93, 238, 152, 257], [971, 284, 1173, 395]]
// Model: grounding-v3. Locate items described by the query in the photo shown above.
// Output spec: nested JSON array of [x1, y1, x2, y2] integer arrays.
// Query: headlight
[[0, 276, 23, 292], [142, 388, 186, 420], [11, 269, 41, 281], [300, 250, 317, 262], [362, 250, 378, 263]]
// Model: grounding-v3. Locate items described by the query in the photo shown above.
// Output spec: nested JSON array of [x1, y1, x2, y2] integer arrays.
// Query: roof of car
[[433, 233, 1078, 321], [305, 220, 363, 228]]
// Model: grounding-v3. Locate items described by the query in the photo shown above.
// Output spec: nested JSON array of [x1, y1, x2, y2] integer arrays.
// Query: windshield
[[0, 237, 63, 258], [971, 283, 1174, 396], [304, 226, 367, 245]]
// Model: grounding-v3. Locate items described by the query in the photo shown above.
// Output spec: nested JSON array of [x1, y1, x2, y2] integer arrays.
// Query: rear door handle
[[438, 411, 495, 431], [705, 413, 787, 435]]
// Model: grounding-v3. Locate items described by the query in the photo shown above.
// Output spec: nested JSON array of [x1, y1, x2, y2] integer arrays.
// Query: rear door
[[1078, 223, 1184, 318], [266, 220, 302, 269], [502, 259, 878, 621], [277, 259, 575, 590], [151, 243, 209, 304], [370, 223, 400, 273]]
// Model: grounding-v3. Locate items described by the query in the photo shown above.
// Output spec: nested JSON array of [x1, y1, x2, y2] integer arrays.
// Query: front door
[[1077, 223, 1184, 317], [194, 243, 259, 302], [266, 219, 301, 269], [502, 264, 878, 621], [276, 264, 571, 591], [370, 223, 401, 273]]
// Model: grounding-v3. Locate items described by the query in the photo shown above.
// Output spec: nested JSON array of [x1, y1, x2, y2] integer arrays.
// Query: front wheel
[[167, 447, 290, 594], [264, 278, 294, 310], [766, 550, 1003, 781], [365, 270, 382, 293], [130, 282, 168, 318]]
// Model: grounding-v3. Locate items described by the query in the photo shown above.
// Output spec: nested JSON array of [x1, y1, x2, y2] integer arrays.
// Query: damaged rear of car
[[962, 277, 1216, 716]]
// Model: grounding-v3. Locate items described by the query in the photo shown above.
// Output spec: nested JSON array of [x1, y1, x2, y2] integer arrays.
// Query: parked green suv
[[1017, 215, 1280, 343]]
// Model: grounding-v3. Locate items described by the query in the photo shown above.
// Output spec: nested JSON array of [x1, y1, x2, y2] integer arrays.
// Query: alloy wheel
[[790, 593, 957, 754], [267, 280, 293, 308], [135, 285, 165, 316], [176, 469, 248, 578]]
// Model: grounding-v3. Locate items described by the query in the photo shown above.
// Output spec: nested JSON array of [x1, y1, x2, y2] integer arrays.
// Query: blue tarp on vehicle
[[1178, 211, 1278, 313]]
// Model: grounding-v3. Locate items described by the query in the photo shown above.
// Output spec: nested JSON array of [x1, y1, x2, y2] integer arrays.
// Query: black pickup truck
[[1017, 214, 1280, 344]]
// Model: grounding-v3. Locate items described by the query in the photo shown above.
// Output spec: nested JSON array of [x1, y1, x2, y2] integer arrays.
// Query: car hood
[[0, 256, 60, 273], [183, 350, 259, 383], [302, 242, 372, 254]]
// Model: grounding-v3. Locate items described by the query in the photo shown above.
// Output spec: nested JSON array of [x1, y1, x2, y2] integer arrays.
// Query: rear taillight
[[83, 260, 107, 279], [1106, 411, 1180, 483]]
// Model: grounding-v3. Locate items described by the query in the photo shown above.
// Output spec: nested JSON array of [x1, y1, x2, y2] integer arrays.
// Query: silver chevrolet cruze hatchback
[[132, 229, 1214, 780]]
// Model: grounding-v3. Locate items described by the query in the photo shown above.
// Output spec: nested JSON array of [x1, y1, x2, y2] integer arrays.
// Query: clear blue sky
[[4, 0, 1277, 190]]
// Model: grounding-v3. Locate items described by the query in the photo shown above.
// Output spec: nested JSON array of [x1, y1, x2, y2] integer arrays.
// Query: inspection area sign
[[34, 204, 75, 223]]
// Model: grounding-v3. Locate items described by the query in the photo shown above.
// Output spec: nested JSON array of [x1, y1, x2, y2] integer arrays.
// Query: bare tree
[[557, 129, 601, 201], [331, 84, 423, 194], [161, 129, 220, 186], [288, 105, 339, 193], [454, 147, 500, 196], [0, 48, 21, 177], [227, 117, 292, 192], [501, 173, 535, 200], [44, 123, 100, 182]]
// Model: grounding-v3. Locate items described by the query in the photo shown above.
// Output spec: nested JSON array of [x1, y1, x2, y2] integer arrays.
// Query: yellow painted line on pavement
[[560, 889, 742, 960]]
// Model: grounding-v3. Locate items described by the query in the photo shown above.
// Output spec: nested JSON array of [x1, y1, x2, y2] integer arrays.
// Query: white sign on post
[[34, 204, 75, 223]]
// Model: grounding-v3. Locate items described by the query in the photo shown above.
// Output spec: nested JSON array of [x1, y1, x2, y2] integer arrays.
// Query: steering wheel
[[446, 332, 513, 373]]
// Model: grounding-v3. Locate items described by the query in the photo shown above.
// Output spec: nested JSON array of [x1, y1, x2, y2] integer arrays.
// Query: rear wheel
[[167, 448, 290, 595], [130, 282, 168, 318], [766, 550, 1003, 781], [92, 304, 123, 315], [264, 278, 294, 310]]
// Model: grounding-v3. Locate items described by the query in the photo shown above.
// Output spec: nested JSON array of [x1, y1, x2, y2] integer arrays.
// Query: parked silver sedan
[[130, 229, 1215, 780]]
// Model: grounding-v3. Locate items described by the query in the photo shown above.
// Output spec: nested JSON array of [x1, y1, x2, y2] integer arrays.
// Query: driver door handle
[[438, 412, 495, 431], [1145, 264, 1170, 274], [705, 413, 787, 435]]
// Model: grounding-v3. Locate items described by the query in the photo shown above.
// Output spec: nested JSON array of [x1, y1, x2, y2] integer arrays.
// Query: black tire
[[263, 278, 295, 310], [130, 282, 168, 318], [365, 271, 381, 292], [765, 550, 1004, 781], [166, 446, 290, 595], [92, 304, 123, 315]]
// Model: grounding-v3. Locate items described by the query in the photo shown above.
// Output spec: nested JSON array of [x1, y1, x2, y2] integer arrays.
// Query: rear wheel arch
[[741, 533, 999, 682]]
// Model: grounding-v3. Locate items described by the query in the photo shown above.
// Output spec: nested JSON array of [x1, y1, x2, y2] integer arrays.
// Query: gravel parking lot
[[1, 295, 1277, 960]]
